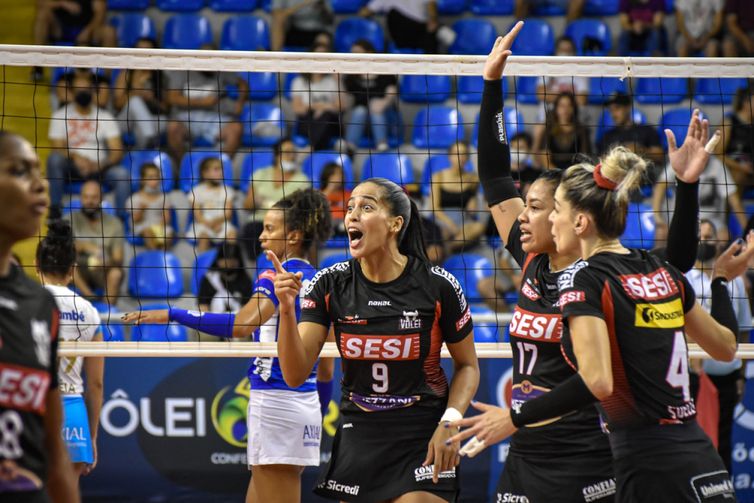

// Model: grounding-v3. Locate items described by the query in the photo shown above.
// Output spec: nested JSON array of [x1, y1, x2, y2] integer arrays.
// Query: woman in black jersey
[[269, 177, 480, 502], [441, 24, 704, 503], [0, 131, 79, 502]]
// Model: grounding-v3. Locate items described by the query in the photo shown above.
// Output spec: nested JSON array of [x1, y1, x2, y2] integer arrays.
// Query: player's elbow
[[584, 374, 613, 401], [281, 366, 308, 388], [715, 328, 738, 362]]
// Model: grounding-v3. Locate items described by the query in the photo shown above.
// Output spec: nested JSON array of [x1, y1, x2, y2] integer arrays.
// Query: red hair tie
[[593, 163, 617, 191]]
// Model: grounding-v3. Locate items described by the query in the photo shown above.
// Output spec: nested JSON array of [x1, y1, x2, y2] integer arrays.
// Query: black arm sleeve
[[665, 179, 699, 273], [510, 372, 598, 428], [478, 79, 520, 207], [711, 277, 739, 337]]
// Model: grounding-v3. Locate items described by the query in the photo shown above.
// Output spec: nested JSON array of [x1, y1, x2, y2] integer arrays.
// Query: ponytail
[[398, 199, 429, 262], [37, 219, 76, 277]]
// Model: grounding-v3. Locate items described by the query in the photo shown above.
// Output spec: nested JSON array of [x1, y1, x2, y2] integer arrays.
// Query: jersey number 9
[[372, 363, 389, 393]]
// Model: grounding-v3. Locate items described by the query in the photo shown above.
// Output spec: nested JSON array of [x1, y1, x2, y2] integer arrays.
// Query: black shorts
[[497, 451, 616, 503], [610, 422, 736, 502], [314, 408, 458, 502], [3, 490, 50, 503]]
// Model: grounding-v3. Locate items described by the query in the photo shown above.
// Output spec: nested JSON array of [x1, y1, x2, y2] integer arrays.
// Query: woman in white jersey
[[123, 188, 334, 503], [36, 219, 104, 479]]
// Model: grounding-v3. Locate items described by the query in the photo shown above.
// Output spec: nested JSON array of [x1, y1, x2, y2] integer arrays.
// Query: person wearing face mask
[[125, 163, 174, 250], [47, 71, 129, 220], [685, 219, 752, 473], [68, 180, 125, 305], [241, 138, 311, 260], [190, 157, 237, 253], [197, 241, 253, 315]]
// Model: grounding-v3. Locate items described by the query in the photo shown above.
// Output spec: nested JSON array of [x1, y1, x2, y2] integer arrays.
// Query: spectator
[[723, 0, 754, 57], [509, 132, 542, 199], [597, 91, 664, 173], [533, 92, 592, 170], [428, 141, 486, 252], [55, 68, 111, 111], [69, 180, 124, 304], [360, 0, 440, 53], [113, 38, 166, 149], [477, 246, 520, 313], [189, 157, 237, 253], [618, 0, 668, 56], [126, 163, 174, 250], [47, 70, 129, 219], [271, 0, 334, 51], [652, 155, 747, 242], [536, 36, 589, 109], [686, 219, 752, 472], [343, 40, 398, 153], [198, 242, 252, 314], [675, 0, 725, 57], [514, 0, 584, 22], [320, 161, 351, 236], [241, 138, 311, 258], [719, 86, 754, 193], [290, 43, 346, 151], [165, 47, 246, 162]]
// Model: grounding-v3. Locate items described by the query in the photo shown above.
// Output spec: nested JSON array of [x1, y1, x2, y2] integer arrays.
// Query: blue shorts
[[62, 395, 94, 464]]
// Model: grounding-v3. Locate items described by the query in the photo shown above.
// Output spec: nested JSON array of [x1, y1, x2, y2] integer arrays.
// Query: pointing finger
[[266, 250, 287, 274]]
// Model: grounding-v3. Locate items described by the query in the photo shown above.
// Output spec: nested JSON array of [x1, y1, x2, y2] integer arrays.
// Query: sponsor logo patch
[[0, 363, 51, 413], [400, 310, 421, 330], [320, 479, 360, 496], [456, 307, 472, 331], [690, 471, 735, 501], [301, 298, 317, 309], [557, 260, 588, 291], [521, 281, 540, 301], [414, 465, 456, 482], [368, 300, 391, 307], [556, 290, 585, 309], [497, 493, 530, 503], [431, 266, 468, 312], [620, 268, 679, 301], [340, 333, 420, 360], [634, 299, 684, 328], [582, 478, 616, 502], [509, 308, 562, 342]]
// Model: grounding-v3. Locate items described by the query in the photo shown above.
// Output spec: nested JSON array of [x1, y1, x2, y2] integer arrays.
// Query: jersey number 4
[[666, 331, 691, 402]]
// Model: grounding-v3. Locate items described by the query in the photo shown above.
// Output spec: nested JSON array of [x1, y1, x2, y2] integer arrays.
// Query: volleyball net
[[2, 44, 754, 356]]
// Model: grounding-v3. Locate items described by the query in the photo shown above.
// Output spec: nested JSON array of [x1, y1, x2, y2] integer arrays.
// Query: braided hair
[[273, 188, 333, 253]]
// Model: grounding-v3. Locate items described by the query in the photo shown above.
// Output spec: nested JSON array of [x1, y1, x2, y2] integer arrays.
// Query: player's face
[[345, 182, 398, 259], [517, 178, 557, 254], [549, 185, 581, 255], [0, 136, 47, 244], [259, 208, 288, 259]]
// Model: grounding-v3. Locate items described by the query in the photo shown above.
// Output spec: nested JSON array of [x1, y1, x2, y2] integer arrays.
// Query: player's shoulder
[[304, 258, 353, 295], [557, 259, 591, 292]]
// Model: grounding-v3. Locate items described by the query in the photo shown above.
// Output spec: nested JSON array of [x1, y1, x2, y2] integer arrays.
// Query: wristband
[[440, 407, 463, 424], [510, 373, 598, 428], [168, 308, 236, 338], [481, 176, 520, 207]]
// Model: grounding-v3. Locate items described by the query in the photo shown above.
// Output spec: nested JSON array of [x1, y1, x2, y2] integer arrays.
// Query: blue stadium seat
[[128, 251, 185, 299], [412, 106, 463, 150], [108, 0, 150, 9], [361, 153, 414, 185], [514, 76, 540, 104], [565, 19, 612, 56], [240, 103, 284, 147], [469, 0, 514, 15], [620, 203, 655, 249], [421, 155, 474, 197], [531, 1, 565, 15], [240, 72, 278, 101], [178, 151, 234, 192], [471, 108, 524, 148], [588, 77, 628, 105], [124, 150, 174, 193], [259, 0, 271, 11], [220, 16, 270, 51], [301, 152, 355, 189], [210, 0, 257, 11], [334, 18, 384, 53], [457, 76, 508, 104], [191, 248, 219, 295], [162, 14, 213, 50], [659, 108, 700, 150], [583, 0, 620, 15], [437, 0, 467, 14], [238, 150, 275, 194], [511, 20, 554, 56], [694, 78, 748, 105], [331, 0, 367, 13], [113, 13, 156, 47], [449, 19, 497, 55], [473, 322, 500, 343], [595, 108, 648, 144], [157, 0, 206, 11], [133, 323, 189, 342], [320, 252, 351, 269], [400, 75, 452, 103], [635, 77, 688, 105], [442, 253, 494, 303]]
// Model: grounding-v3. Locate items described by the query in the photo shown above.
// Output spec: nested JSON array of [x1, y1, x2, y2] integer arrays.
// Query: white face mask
[[281, 160, 297, 173], [510, 149, 531, 167]]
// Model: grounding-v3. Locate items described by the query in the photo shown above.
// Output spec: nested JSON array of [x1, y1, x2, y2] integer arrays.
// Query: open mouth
[[348, 229, 364, 247]]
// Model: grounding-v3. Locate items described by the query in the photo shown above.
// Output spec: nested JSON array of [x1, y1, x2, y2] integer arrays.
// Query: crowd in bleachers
[[29, 0, 754, 343]]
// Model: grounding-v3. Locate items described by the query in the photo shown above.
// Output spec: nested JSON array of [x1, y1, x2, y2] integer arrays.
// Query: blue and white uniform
[[44, 284, 101, 464], [247, 258, 321, 466]]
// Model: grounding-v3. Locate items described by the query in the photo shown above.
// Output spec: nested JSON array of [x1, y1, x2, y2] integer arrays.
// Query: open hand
[[713, 231, 754, 280], [423, 423, 460, 483], [666, 108, 721, 183], [446, 401, 517, 457], [121, 309, 169, 324], [483, 21, 524, 81]]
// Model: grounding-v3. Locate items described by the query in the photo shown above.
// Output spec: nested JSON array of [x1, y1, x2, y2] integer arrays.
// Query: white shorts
[[247, 388, 321, 467]]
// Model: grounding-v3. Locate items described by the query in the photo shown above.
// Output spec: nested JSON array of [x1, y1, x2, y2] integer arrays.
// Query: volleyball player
[[0, 130, 79, 502], [36, 220, 104, 480], [269, 177, 480, 502], [123, 188, 333, 503], [450, 25, 704, 503]]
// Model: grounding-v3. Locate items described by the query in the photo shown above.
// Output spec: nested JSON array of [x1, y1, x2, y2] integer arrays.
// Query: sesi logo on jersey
[[0, 363, 51, 414], [340, 333, 420, 360], [556, 290, 585, 308], [620, 269, 679, 301], [509, 308, 562, 342], [521, 281, 540, 301]]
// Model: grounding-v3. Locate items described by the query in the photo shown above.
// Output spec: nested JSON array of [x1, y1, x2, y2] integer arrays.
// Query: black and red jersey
[[558, 249, 697, 431], [505, 221, 611, 457], [0, 265, 59, 493], [300, 256, 473, 416]]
